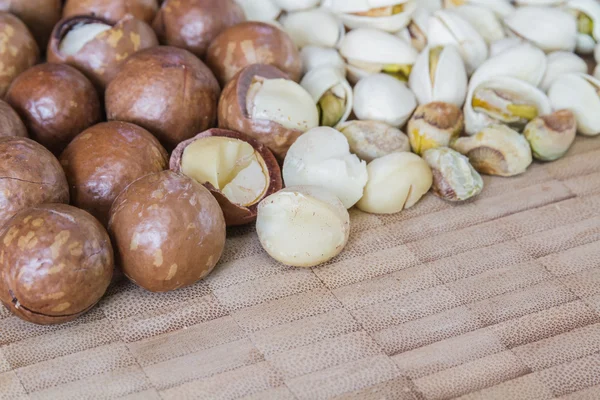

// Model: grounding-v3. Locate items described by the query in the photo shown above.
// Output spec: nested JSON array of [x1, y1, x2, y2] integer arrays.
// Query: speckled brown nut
[[0, 0, 61, 50], [47, 15, 159, 90], [0, 204, 113, 325], [0, 13, 39, 97], [0, 137, 69, 228], [206, 21, 302, 87], [5, 63, 101, 155], [63, 0, 159, 25], [0, 99, 26, 137], [105, 46, 220, 151], [153, 0, 245, 58], [108, 171, 226, 292], [170, 128, 282, 226], [60, 122, 168, 227]]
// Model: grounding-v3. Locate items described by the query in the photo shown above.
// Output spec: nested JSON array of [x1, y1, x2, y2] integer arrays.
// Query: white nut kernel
[[59, 22, 112, 56]]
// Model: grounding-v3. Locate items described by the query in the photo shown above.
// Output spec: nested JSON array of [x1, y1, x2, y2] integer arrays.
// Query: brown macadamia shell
[[108, 171, 226, 292], [6, 63, 102, 155], [63, 0, 159, 25], [0, 0, 61, 50], [0, 12, 39, 97], [0, 99, 27, 138], [0, 137, 69, 228], [170, 128, 282, 226], [105, 46, 220, 151], [47, 15, 159, 90], [60, 121, 169, 227], [0, 204, 113, 325], [206, 21, 302, 87], [153, 0, 245, 58]]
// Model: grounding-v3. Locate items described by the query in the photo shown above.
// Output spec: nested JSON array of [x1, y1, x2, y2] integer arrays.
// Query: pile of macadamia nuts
[[0, 0, 599, 324]]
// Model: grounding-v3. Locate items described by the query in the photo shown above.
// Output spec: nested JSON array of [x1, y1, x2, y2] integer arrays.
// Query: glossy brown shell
[[218, 64, 304, 161], [0, 0, 61, 49], [0, 204, 113, 325], [5, 63, 102, 155], [47, 15, 159, 90], [153, 0, 245, 58], [0, 99, 27, 138], [170, 128, 282, 226], [0, 12, 39, 97], [59, 121, 169, 227], [108, 171, 226, 292], [105, 46, 220, 151], [0, 137, 69, 228], [206, 21, 302, 87], [63, 0, 159, 25]]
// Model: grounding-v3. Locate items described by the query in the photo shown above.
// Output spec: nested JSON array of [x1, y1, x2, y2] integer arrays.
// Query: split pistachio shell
[[489, 37, 525, 58], [235, 0, 282, 22], [323, 0, 418, 32], [548, 73, 600, 136], [397, 6, 429, 52], [407, 102, 464, 155], [271, 0, 320, 11], [428, 9, 488, 75], [514, 0, 564, 5], [356, 152, 433, 214], [282, 127, 368, 208], [408, 45, 468, 107], [451, 124, 533, 176], [540, 51, 588, 92], [300, 46, 346, 76], [281, 8, 344, 49], [422, 147, 483, 202], [443, 0, 515, 18], [524, 110, 577, 161], [256, 185, 350, 267], [420, 0, 443, 12], [451, 5, 505, 44], [300, 67, 353, 127], [566, 0, 600, 54], [504, 7, 577, 52], [337, 120, 411, 162], [339, 28, 417, 84], [353, 73, 417, 128]]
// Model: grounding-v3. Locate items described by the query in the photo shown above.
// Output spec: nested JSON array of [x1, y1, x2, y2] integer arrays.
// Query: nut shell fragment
[[407, 102, 464, 155]]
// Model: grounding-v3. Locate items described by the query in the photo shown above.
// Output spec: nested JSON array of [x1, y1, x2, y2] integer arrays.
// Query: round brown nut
[[6, 63, 102, 155], [0, 13, 39, 97], [60, 122, 169, 227], [0, 137, 69, 228], [206, 21, 302, 87], [0, 204, 113, 325], [153, 0, 245, 58], [47, 15, 159, 90], [63, 0, 159, 25], [0, 99, 27, 138], [105, 46, 220, 151], [108, 171, 226, 292], [170, 128, 282, 226], [0, 0, 61, 49]]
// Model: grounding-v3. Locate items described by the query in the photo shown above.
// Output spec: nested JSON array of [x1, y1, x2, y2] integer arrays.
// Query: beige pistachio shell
[[397, 6, 429, 52], [272, 0, 320, 11], [524, 109, 577, 161], [489, 37, 525, 58], [443, 0, 515, 18], [407, 102, 464, 155], [504, 7, 577, 52], [300, 46, 346, 76], [540, 51, 588, 92], [281, 8, 344, 49], [566, 0, 600, 54], [235, 0, 282, 22], [451, 4, 505, 44], [323, 0, 417, 32], [338, 120, 410, 162], [548, 73, 600, 136], [300, 67, 353, 128]]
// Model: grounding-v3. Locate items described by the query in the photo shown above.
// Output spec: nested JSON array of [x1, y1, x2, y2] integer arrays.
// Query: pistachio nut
[[422, 147, 484, 202], [339, 28, 417, 84], [451, 124, 533, 177], [337, 120, 411, 162], [396, 6, 429, 52], [300, 67, 353, 127], [271, 0, 320, 12], [408, 45, 468, 107], [443, 0, 515, 18], [451, 5, 506, 44], [421, 0, 443, 12], [565, 0, 600, 54], [489, 37, 525, 58], [281, 8, 345, 49], [524, 109, 577, 161], [548, 73, 600, 136], [595, 41, 600, 62], [428, 9, 488, 75], [504, 7, 577, 52], [407, 102, 464, 155], [300, 46, 346, 76], [235, 0, 282, 22], [353, 73, 417, 128], [323, 0, 418, 32], [540, 51, 588, 92], [513, 0, 564, 5]]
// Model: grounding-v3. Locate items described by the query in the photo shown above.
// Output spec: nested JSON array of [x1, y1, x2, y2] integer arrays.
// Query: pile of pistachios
[[237, 0, 600, 267]]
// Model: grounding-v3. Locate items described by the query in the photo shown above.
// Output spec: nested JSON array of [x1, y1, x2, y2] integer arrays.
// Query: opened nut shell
[[0, 99, 27, 138], [0, 0, 61, 49], [0, 13, 39, 97], [63, 0, 159, 25], [524, 110, 577, 161], [170, 128, 282, 226], [407, 102, 464, 155]]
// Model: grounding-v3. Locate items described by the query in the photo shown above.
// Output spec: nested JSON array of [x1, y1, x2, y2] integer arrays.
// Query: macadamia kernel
[[59, 22, 112, 56]]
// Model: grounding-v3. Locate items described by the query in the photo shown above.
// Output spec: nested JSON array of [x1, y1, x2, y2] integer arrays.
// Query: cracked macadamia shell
[[63, 0, 159, 25], [0, 99, 27, 138], [153, 0, 245, 58], [0, 137, 69, 228], [206, 21, 302, 87], [105, 46, 220, 151], [60, 122, 169, 227], [0, 204, 113, 325], [170, 128, 282, 226], [108, 171, 226, 292], [0, 13, 39, 97], [6, 64, 101, 155], [47, 15, 159, 90], [0, 0, 61, 49]]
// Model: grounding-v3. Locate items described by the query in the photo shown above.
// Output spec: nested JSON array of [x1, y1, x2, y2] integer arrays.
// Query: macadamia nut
[[59, 22, 112, 56]]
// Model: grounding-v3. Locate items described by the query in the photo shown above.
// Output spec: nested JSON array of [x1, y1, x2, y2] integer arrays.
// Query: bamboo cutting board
[[1, 135, 600, 400]]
